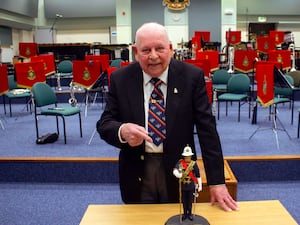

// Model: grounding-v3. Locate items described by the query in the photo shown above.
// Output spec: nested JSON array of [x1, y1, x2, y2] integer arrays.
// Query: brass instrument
[[289, 34, 296, 72], [68, 81, 78, 107], [227, 46, 235, 73], [56, 73, 62, 91]]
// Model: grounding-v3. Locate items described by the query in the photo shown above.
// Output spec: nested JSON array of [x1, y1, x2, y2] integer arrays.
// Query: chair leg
[[297, 112, 300, 138], [79, 112, 83, 138], [248, 99, 251, 119], [217, 101, 220, 120], [9, 99, 12, 117], [291, 100, 294, 125], [61, 116, 67, 144], [34, 114, 40, 140], [2, 96, 6, 115], [238, 101, 241, 122], [56, 116, 60, 136]]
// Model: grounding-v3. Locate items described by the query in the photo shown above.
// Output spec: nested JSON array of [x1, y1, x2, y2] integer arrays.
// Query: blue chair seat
[[218, 93, 248, 101], [213, 84, 227, 91], [41, 106, 81, 116]]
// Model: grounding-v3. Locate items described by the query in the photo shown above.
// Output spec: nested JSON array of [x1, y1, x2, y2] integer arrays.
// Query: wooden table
[[79, 200, 297, 225]]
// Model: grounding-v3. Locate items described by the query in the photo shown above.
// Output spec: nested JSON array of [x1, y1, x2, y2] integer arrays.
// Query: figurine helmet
[[182, 145, 194, 156]]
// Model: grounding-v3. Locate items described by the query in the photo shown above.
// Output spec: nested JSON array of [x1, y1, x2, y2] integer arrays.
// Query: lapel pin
[[174, 88, 178, 94]]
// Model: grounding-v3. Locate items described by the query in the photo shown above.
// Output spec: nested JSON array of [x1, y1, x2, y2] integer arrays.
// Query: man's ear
[[132, 45, 137, 54], [132, 45, 139, 61], [169, 43, 174, 57]]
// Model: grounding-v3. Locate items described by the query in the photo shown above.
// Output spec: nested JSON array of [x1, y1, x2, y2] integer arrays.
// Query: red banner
[[85, 54, 110, 73], [268, 50, 291, 71], [19, 42, 38, 58], [31, 54, 55, 76], [194, 31, 210, 50], [106, 67, 118, 87], [72, 60, 101, 89], [269, 30, 285, 45], [0, 64, 9, 95], [256, 36, 276, 53], [191, 36, 200, 52], [195, 50, 219, 71], [183, 59, 210, 77], [256, 62, 274, 107], [234, 50, 258, 73], [14, 61, 46, 89], [226, 31, 241, 45]]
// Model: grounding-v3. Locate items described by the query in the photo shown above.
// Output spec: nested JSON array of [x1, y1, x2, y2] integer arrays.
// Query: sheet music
[[0, 47, 14, 63]]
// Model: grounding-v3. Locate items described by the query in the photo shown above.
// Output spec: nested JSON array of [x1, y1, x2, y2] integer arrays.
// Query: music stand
[[249, 63, 293, 149]]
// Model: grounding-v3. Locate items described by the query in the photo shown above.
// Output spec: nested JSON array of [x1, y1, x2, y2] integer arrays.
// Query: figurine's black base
[[165, 214, 210, 225]]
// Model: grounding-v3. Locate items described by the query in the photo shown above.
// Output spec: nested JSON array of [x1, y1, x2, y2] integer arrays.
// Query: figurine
[[173, 145, 202, 221]]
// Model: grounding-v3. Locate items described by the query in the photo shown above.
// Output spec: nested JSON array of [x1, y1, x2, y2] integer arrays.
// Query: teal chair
[[110, 59, 123, 69], [31, 82, 82, 144], [55, 60, 73, 90], [4, 75, 31, 117], [217, 73, 251, 122], [212, 69, 231, 92], [273, 74, 294, 124]]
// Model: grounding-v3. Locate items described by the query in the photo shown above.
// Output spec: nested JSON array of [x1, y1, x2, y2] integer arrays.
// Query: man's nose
[[149, 49, 159, 59]]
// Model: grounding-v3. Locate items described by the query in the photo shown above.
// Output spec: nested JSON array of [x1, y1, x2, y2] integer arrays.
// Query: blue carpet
[[0, 182, 122, 225], [0, 101, 299, 158], [0, 181, 298, 225], [0, 100, 299, 225]]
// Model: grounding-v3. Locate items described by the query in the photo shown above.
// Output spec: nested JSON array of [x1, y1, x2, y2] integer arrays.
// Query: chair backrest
[[110, 59, 123, 69], [275, 75, 293, 96], [287, 70, 300, 87], [227, 73, 250, 93], [31, 82, 57, 107], [8, 75, 18, 90], [212, 69, 231, 85], [57, 60, 73, 73]]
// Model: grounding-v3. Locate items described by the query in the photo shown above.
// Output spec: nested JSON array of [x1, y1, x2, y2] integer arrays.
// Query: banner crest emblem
[[27, 66, 36, 80], [83, 67, 91, 81]]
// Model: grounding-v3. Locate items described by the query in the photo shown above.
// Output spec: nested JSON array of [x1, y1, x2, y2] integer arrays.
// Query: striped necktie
[[148, 78, 166, 146]]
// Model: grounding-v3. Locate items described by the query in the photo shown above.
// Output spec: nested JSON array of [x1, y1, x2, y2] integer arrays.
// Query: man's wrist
[[118, 123, 128, 143], [209, 184, 225, 188]]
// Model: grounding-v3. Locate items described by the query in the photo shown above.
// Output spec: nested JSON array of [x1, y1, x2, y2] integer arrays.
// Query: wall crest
[[162, 0, 190, 10]]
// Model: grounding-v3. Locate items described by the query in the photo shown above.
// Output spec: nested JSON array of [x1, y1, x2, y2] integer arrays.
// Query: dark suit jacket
[[97, 58, 225, 203]]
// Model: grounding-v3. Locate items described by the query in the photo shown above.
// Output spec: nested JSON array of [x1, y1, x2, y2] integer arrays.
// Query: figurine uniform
[[173, 145, 202, 221]]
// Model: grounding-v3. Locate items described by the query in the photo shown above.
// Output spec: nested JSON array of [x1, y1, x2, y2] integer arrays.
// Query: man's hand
[[209, 185, 239, 212], [120, 123, 153, 147]]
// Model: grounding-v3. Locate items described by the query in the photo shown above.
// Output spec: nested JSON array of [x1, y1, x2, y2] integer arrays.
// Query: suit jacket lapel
[[166, 59, 185, 135], [127, 66, 145, 126]]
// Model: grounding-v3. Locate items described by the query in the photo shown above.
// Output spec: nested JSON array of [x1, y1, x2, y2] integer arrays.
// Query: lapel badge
[[174, 88, 178, 94]]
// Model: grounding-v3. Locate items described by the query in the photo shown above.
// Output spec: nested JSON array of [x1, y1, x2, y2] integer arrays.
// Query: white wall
[[56, 29, 110, 44]]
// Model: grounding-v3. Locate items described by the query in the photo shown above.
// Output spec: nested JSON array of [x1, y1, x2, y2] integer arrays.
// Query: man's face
[[134, 31, 173, 77]]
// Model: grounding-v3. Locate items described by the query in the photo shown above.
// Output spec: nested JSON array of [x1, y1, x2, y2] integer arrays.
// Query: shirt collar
[[143, 66, 169, 86]]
